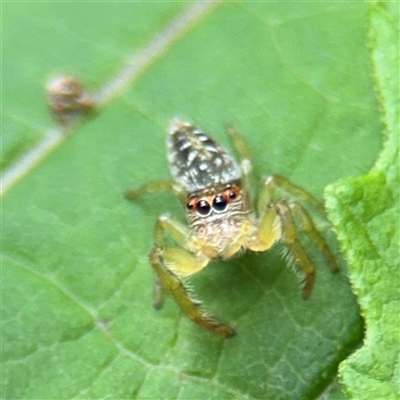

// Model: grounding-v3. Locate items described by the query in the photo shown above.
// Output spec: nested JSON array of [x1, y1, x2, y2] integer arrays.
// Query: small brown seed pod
[[46, 76, 95, 125]]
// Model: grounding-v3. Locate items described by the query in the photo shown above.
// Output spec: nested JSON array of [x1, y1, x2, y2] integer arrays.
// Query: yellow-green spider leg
[[256, 175, 326, 298], [289, 203, 339, 273], [124, 180, 173, 200], [150, 214, 236, 338], [259, 174, 339, 272], [253, 175, 337, 299], [248, 199, 316, 298], [225, 124, 254, 196], [274, 202, 316, 299], [257, 174, 324, 216]]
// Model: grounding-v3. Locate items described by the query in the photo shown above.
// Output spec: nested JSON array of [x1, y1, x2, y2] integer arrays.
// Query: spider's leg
[[289, 203, 339, 273], [151, 213, 199, 308], [150, 214, 236, 338], [124, 180, 173, 200], [225, 124, 253, 195], [253, 175, 338, 298], [274, 202, 316, 299], [258, 174, 324, 216], [247, 201, 315, 298]]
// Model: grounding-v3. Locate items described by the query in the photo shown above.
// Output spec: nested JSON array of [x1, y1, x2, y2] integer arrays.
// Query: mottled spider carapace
[[126, 119, 338, 338]]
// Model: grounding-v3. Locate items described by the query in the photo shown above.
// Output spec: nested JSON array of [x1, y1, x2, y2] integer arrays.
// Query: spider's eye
[[197, 200, 211, 216], [228, 190, 237, 200], [186, 201, 195, 211], [212, 195, 228, 212]]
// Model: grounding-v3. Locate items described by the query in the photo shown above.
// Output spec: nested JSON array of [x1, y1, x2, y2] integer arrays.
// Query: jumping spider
[[126, 119, 338, 338]]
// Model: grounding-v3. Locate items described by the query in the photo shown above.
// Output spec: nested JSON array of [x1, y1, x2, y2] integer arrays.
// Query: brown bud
[[46, 76, 95, 125]]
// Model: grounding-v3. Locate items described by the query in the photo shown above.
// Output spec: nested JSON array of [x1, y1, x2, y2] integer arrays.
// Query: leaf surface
[[2, 2, 383, 399], [325, 2, 400, 399]]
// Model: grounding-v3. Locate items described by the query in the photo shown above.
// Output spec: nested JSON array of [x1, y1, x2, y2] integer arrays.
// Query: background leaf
[[1, 1, 188, 170], [2, 2, 383, 399], [325, 2, 399, 399]]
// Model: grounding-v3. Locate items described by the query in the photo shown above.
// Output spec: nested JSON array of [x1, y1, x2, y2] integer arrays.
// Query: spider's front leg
[[149, 214, 236, 338], [251, 175, 339, 299]]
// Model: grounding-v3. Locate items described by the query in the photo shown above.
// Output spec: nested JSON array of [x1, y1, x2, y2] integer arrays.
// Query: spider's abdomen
[[168, 119, 242, 193]]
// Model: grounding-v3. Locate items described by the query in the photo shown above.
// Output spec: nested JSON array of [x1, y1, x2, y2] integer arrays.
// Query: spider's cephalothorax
[[168, 120, 254, 260], [126, 119, 339, 338]]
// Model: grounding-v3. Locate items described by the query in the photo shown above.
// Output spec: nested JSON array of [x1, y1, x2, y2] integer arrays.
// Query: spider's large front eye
[[197, 200, 211, 216], [212, 195, 228, 212]]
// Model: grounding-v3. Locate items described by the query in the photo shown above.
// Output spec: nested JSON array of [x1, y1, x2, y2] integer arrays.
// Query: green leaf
[[325, 2, 400, 400], [2, 3, 383, 399], [1, 1, 188, 170]]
